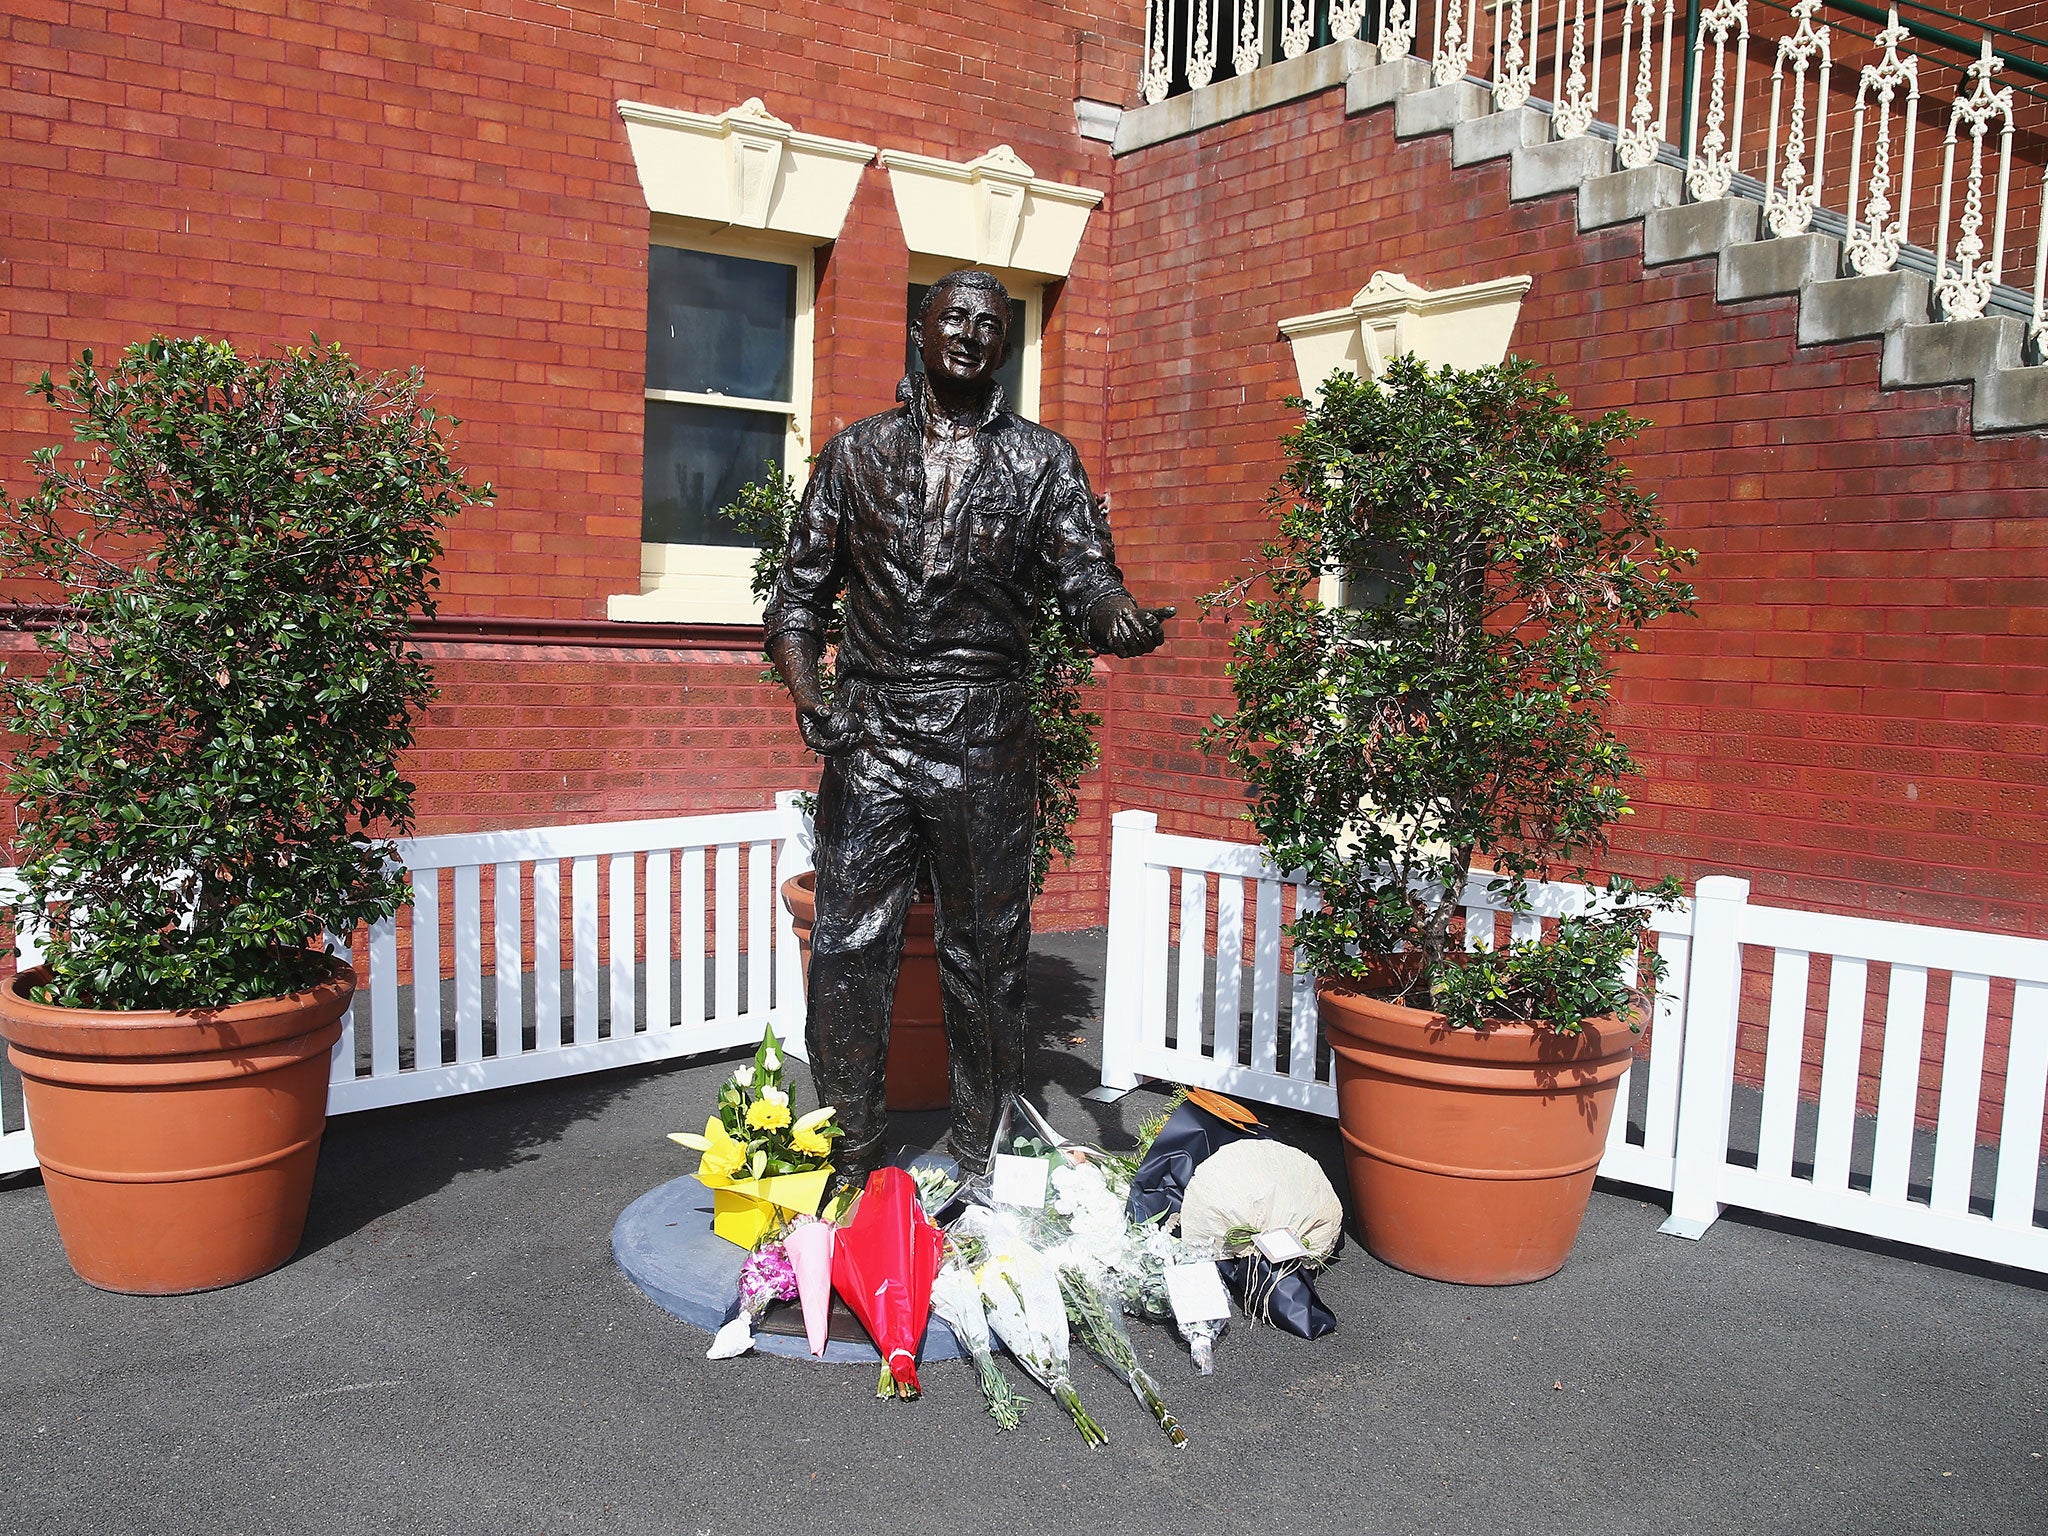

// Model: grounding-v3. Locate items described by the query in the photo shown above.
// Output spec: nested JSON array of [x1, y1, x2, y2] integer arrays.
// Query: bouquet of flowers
[[832, 1167, 945, 1400], [1057, 1263, 1186, 1447], [705, 1237, 801, 1359], [1179, 1139, 1342, 1338], [1124, 1221, 1228, 1374], [1015, 1156, 1189, 1441], [669, 1024, 842, 1248], [953, 1206, 1107, 1448], [1043, 1155, 1144, 1287], [978, 1109, 1231, 1379], [930, 1262, 1026, 1430]]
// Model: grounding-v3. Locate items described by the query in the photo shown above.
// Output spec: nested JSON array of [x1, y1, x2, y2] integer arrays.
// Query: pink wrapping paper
[[784, 1217, 836, 1357]]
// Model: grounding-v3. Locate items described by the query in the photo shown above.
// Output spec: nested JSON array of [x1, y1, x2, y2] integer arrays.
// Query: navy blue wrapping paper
[[1125, 1100, 1340, 1339]]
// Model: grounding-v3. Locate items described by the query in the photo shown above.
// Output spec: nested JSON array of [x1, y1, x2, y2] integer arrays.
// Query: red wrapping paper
[[830, 1167, 945, 1396]]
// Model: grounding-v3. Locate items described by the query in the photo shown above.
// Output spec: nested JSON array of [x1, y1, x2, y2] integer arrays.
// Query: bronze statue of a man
[[765, 269, 1169, 1179]]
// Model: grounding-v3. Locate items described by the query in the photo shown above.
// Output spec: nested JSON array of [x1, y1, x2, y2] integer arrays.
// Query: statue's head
[[911, 270, 1012, 395]]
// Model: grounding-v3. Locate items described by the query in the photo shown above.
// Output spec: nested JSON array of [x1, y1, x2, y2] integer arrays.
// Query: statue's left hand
[[1091, 596, 1174, 658]]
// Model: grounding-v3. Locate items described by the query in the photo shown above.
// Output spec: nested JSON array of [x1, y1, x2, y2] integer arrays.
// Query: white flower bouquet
[[930, 1261, 1026, 1430], [952, 1206, 1107, 1448]]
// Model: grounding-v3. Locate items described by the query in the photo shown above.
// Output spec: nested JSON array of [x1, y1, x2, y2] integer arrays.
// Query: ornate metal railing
[[1140, 0, 2048, 355], [1142, 0, 1385, 100]]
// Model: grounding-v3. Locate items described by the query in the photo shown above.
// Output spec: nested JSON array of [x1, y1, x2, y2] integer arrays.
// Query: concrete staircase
[[1353, 58, 2048, 435]]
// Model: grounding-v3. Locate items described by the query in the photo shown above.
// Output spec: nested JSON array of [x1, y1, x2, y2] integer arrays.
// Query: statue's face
[[914, 283, 1009, 392]]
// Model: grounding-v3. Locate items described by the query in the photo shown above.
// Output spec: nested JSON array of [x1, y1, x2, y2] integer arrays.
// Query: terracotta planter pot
[[780, 871, 950, 1112], [0, 957, 356, 1294], [1320, 980, 1635, 1285]]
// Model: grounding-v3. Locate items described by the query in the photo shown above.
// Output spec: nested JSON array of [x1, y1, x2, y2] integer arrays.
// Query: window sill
[[606, 587, 766, 626], [611, 543, 767, 626]]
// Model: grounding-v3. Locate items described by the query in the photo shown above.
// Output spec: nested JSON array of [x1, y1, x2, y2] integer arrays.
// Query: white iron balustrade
[[1132, 1, 2047, 383], [2034, 174, 2048, 355], [1617, 0, 1677, 171], [1189, 0, 1220, 90], [1686, 0, 1750, 201], [1493, 0, 1536, 112], [1235, 0, 1265, 76], [1142, 1, 1171, 104], [1433, 0, 1479, 87], [1844, 9, 1919, 277], [1551, 0, 1603, 141], [1284, 0, 1315, 60], [1934, 35, 2016, 322], [1380, 0, 1416, 62], [1764, 0, 1832, 238]]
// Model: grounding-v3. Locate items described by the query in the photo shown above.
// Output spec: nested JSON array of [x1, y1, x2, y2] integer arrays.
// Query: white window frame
[[608, 223, 816, 625]]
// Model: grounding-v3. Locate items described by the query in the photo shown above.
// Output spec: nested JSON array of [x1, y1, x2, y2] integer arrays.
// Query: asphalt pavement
[[2, 930, 2043, 1536]]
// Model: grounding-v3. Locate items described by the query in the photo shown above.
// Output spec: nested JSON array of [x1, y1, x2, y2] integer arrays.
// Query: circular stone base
[[611, 1175, 962, 1364]]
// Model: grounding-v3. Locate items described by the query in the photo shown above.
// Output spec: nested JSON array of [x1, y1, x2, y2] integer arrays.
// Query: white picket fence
[[1095, 808, 2048, 1274], [10, 798, 2046, 1277], [0, 793, 817, 1174]]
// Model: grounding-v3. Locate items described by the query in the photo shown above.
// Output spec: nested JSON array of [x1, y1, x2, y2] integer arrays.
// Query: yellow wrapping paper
[[701, 1167, 832, 1249]]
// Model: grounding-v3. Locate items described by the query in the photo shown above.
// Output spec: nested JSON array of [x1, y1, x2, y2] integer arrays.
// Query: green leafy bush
[[1431, 878, 1675, 1033], [727, 472, 1100, 896], [1201, 356, 1695, 1030], [0, 337, 491, 1009]]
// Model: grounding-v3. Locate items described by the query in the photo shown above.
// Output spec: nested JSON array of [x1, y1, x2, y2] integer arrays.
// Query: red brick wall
[[0, 0, 1141, 929], [1102, 80, 2046, 947], [4, 5, 2041, 951], [1, 0, 1144, 613], [1098, 79, 2045, 1131], [405, 643, 802, 830]]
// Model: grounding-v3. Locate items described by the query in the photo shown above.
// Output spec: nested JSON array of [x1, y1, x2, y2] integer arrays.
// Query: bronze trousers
[[805, 678, 1035, 1178]]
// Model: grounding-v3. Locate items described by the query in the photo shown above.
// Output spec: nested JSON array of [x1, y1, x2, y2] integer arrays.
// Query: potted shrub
[[1202, 356, 1696, 1284], [725, 474, 1101, 1110], [0, 336, 489, 1292]]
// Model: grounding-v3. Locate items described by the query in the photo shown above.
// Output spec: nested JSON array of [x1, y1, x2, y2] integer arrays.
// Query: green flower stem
[[972, 1349, 1026, 1430], [1055, 1383, 1108, 1448], [1060, 1266, 1187, 1448]]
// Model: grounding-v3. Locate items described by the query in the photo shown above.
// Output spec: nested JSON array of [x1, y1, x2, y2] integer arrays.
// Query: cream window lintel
[[881, 145, 1103, 281], [1279, 270, 1534, 397], [617, 97, 875, 242]]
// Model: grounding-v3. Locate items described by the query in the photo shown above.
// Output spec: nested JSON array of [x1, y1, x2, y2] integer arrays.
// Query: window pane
[[647, 246, 796, 401], [1342, 541, 1409, 611], [905, 283, 1030, 419], [642, 400, 786, 547]]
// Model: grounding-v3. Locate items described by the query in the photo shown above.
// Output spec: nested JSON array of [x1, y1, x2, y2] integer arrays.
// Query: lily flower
[[669, 1117, 748, 1184]]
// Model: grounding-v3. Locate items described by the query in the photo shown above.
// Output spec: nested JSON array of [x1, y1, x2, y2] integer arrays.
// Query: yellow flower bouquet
[[669, 1024, 844, 1248]]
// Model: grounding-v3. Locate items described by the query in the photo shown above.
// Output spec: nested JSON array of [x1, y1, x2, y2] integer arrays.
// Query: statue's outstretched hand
[[1091, 596, 1174, 658]]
